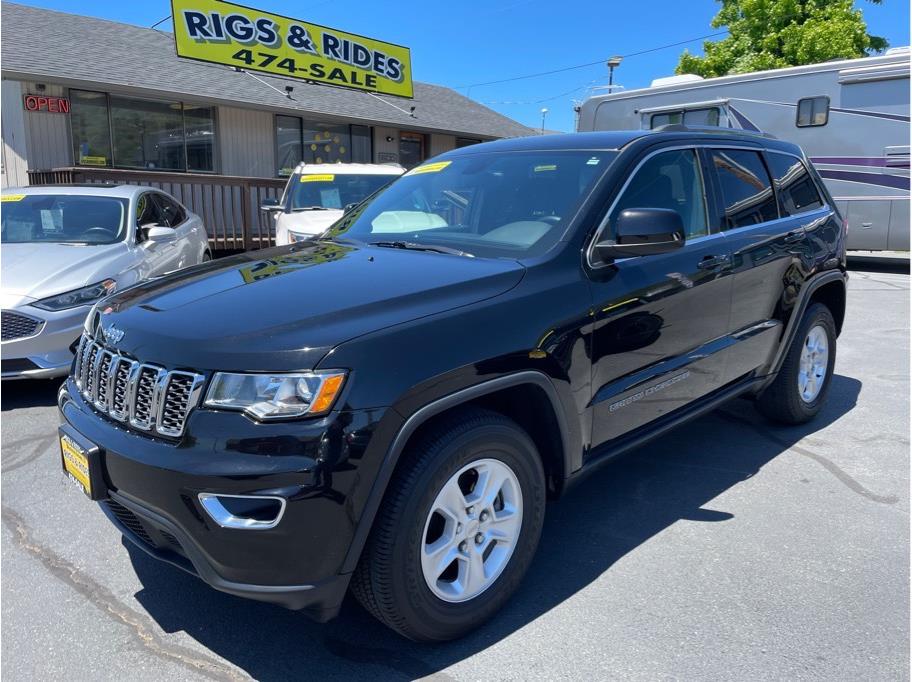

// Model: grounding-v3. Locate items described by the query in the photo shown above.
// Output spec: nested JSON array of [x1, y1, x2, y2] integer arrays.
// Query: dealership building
[[0, 2, 534, 248]]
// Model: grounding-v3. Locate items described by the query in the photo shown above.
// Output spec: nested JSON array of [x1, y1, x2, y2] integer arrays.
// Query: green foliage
[[676, 0, 888, 77]]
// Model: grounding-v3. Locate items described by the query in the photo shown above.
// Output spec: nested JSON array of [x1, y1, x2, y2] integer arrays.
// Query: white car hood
[[276, 209, 344, 237], [1, 242, 131, 303]]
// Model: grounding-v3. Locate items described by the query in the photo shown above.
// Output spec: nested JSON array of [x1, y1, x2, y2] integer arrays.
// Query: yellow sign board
[[171, 0, 413, 98]]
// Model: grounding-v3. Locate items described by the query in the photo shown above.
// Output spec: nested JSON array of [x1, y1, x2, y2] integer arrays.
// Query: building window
[[70, 90, 216, 172], [796, 96, 829, 127], [274, 117, 372, 176], [650, 107, 720, 129], [70, 90, 112, 166], [398, 132, 426, 169], [276, 115, 304, 177]]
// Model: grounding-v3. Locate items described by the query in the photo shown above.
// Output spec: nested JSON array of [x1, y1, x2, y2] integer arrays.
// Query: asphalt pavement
[[2, 265, 908, 681]]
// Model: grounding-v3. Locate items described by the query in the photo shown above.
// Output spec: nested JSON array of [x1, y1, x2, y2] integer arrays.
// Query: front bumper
[[58, 378, 388, 619], [2, 304, 89, 379]]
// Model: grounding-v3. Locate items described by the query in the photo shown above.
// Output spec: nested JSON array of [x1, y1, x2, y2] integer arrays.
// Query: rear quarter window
[[710, 149, 779, 229], [766, 154, 824, 216]]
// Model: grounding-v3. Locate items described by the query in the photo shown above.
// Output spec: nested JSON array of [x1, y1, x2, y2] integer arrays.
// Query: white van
[[263, 163, 405, 245]]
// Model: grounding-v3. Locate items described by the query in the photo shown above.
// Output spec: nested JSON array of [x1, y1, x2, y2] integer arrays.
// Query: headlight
[[204, 371, 347, 419], [32, 279, 116, 311], [288, 231, 312, 243]]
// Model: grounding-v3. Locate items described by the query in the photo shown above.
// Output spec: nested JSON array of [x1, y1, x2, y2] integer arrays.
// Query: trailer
[[577, 49, 910, 251]]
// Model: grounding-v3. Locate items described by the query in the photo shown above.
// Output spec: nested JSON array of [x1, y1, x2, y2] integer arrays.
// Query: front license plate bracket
[[59, 424, 108, 501]]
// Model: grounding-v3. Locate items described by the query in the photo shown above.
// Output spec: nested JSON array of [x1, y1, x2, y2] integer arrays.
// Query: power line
[[150, 15, 171, 29], [456, 31, 728, 90]]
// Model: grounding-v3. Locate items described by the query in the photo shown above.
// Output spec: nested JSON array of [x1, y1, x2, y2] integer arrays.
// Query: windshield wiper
[[291, 206, 334, 212], [369, 241, 474, 258]]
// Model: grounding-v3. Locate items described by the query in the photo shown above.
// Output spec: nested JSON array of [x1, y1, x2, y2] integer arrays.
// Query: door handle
[[697, 254, 730, 270], [784, 230, 805, 243]]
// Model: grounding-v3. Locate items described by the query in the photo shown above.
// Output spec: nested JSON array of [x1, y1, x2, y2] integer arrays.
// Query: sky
[[10, 0, 911, 133]]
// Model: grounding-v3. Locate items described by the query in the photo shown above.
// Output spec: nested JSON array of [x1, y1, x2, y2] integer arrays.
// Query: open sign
[[23, 95, 70, 113]]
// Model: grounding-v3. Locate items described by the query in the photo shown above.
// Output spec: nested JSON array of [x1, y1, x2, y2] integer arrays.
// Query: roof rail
[[653, 123, 778, 140]]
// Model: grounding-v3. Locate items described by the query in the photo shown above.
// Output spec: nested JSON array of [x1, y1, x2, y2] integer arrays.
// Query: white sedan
[[1, 185, 210, 379]]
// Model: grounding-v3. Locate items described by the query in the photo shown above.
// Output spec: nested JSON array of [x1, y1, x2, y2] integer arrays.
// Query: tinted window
[[710, 149, 778, 229], [612, 149, 709, 239], [136, 193, 163, 228], [328, 151, 616, 258], [154, 194, 186, 227], [1, 195, 127, 244], [797, 96, 829, 127], [766, 154, 825, 216]]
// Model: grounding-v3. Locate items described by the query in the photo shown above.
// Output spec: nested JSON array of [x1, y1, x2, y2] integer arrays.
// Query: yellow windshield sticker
[[1, 194, 25, 202], [534, 164, 557, 172], [407, 161, 451, 176], [301, 174, 335, 182], [79, 155, 107, 166]]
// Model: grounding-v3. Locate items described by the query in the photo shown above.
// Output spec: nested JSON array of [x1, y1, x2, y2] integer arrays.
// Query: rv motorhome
[[577, 49, 910, 252]]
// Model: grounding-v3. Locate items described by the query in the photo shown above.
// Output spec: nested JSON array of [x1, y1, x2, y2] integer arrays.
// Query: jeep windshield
[[325, 150, 617, 258], [290, 174, 399, 211]]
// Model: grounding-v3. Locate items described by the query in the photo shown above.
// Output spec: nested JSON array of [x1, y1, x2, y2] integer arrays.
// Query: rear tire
[[351, 408, 546, 641], [756, 302, 836, 424]]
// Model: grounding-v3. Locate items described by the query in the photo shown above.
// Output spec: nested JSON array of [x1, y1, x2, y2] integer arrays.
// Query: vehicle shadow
[[128, 374, 862, 681], [1, 378, 63, 411]]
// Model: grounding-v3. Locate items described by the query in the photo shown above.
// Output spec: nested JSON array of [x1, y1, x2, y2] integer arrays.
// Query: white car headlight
[[204, 371, 347, 419], [32, 279, 116, 311]]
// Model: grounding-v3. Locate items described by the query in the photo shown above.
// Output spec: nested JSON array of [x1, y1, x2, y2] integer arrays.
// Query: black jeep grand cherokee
[[59, 129, 846, 641]]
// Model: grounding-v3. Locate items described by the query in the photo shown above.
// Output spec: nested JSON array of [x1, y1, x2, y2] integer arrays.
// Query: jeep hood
[[94, 241, 524, 371]]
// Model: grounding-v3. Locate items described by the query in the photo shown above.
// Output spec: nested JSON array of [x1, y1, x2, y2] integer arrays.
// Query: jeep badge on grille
[[101, 323, 124, 345]]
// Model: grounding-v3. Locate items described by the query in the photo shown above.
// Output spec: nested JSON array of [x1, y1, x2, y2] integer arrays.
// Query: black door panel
[[709, 149, 818, 382], [587, 147, 732, 451], [588, 241, 732, 445]]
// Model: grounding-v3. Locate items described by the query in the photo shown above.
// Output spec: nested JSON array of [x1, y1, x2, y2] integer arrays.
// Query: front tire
[[351, 408, 546, 641], [756, 302, 836, 424]]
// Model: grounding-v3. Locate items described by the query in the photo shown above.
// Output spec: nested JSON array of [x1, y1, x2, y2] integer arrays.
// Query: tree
[[676, 0, 888, 77]]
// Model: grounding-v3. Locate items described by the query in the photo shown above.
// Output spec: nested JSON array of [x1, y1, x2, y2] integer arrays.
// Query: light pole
[[540, 107, 549, 134], [606, 56, 622, 93]]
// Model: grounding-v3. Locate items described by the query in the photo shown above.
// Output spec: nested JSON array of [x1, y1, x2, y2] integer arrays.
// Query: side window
[[154, 194, 186, 227], [135, 193, 163, 230], [796, 96, 829, 127], [710, 149, 779, 229], [611, 149, 709, 239], [766, 154, 825, 216]]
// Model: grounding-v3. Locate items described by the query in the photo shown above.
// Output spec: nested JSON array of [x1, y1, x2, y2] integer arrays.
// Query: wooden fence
[[27, 167, 286, 251]]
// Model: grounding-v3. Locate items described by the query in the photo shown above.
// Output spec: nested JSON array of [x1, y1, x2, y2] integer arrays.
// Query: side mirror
[[260, 197, 282, 212], [143, 224, 177, 243], [595, 208, 685, 262]]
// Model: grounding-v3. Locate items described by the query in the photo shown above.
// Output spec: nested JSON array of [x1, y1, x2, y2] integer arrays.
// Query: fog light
[[198, 493, 286, 530]]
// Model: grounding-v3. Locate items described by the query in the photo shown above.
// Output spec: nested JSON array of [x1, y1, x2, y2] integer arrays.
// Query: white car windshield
[[1, 195, 128, 244], [289, 173, 399, 211], [325, 150, 617, 258]]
